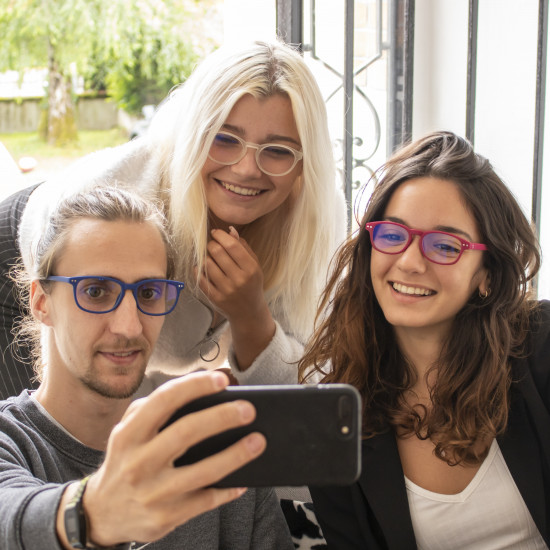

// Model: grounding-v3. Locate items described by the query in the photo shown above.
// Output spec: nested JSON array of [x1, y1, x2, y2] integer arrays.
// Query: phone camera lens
[[338, 395, 354, 438]]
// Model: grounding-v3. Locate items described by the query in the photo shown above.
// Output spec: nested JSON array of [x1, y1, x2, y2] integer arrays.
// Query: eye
[[429, 236, 462, 257], [213, 133, 241, 147], [376, 227, 407, 243], [261, 145, 294, 158], [434, 243, 461, 255], [380, 232, 405, 242], [78, 279, 113, 303], [138, 282, 164, 302]]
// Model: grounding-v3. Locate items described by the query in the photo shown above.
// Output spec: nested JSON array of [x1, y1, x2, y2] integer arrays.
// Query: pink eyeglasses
[[365, 221, 488, 265]]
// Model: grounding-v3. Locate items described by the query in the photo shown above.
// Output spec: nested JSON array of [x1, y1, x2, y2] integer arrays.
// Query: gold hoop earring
[[479, 288, 491, 299]]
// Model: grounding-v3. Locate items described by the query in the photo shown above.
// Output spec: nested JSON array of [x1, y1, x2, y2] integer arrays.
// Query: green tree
[[0, 0, 218, 145]]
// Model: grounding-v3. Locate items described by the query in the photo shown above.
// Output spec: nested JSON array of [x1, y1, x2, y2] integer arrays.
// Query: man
[[0, 186, 293, 549]]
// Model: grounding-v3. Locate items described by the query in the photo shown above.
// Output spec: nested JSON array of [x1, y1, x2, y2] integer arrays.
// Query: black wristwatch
[[64, 476, 131, 549]]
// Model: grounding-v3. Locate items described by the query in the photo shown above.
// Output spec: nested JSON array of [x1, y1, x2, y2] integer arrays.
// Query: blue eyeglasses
[[45, 276, 185, 316], [365, 221, 488, 265]]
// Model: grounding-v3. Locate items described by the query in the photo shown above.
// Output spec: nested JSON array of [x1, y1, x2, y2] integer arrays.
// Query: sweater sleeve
[[248, 487, 295, 550], [228, 321, 302, 385], [0, 444, 68, 550], [228, 321, 323, 386]]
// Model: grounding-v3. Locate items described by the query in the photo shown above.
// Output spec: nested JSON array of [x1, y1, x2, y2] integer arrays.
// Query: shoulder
[[0, 391, 52, 443], [516, 300, 550, 404], [0, 394, 42, 462], [0, 391, 33, 421], [527, 300, 550, 357], [18, 139, 159, 269]]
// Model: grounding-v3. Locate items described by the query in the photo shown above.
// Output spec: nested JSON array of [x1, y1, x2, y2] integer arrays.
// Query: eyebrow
[[221, 123, 302, 147], [384, 216, 476, 241]]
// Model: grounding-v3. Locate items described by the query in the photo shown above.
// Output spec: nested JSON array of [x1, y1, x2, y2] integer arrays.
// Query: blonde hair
[[147, 39, 345, 339]]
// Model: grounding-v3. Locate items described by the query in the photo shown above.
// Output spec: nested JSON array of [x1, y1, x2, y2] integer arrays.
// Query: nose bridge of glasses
[[117, 285, 140, 312], [226, 137, 261, 168], [243, 140, 261, 153], [391, 228, 426, 261]]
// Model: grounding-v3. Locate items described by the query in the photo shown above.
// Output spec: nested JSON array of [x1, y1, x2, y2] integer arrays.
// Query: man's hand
[[56, 371, 266, 548]]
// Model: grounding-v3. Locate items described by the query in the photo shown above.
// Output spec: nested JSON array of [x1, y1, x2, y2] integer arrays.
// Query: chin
[[84, 374, 145, 400]]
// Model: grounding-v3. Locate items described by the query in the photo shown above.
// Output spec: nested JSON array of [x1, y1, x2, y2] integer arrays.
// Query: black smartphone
[[162, 384, 362, 488]]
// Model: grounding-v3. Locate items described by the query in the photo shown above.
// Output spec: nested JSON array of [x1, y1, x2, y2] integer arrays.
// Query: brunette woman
[[300, 131, 549, 549]]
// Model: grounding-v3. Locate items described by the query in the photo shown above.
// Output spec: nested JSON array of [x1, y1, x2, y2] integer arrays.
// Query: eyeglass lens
[[371, 223, 463, 264], [75, 278, 179, 314], [209, 132, 298, 175]]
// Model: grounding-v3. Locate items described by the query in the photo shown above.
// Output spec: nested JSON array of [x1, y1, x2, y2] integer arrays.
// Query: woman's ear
[[478, 270, 491, 298], [30, 280, 54, 327]]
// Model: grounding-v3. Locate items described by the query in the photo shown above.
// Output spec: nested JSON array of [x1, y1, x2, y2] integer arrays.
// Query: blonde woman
[[1, 39, 345, 398]]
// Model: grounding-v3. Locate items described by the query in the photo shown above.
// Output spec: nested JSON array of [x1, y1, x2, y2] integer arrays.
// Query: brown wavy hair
[[299, 131, 541, 465]]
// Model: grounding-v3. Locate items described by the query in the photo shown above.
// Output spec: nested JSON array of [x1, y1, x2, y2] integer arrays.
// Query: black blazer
[[310, 301, 550, 549]]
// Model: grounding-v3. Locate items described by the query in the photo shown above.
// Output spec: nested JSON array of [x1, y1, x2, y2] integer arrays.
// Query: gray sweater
[[0, 391, 294, 550]]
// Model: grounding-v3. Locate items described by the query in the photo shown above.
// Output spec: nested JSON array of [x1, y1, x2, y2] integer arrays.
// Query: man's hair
[[299, 131, 541, 466], [13, 185, 174, 379], [146, 38, 344, 341]]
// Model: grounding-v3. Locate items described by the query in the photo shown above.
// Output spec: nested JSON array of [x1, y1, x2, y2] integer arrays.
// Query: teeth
[[219, 181, 262, 196], [393, 282, 434, 296], [112, 351, 134, 357]]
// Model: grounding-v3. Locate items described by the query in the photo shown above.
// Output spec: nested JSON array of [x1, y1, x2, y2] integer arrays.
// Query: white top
[[405, 439, 548, 550]]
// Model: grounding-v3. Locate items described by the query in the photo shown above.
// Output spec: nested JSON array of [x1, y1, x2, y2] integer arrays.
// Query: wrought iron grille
[[277, 0, 547, 296]]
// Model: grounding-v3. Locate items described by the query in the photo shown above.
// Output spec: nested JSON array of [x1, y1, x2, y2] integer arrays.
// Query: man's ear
[[30, 280, 54, 327]]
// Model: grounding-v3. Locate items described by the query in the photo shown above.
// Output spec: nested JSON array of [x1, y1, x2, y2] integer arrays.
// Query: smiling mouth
[[217, 179, 265, 197], [392, 282, 435, 296], [102, 350, 140, 358]]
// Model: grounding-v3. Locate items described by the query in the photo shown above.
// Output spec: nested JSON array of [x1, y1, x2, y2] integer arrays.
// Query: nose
[[108, 290, 143, 338], [395, 236, 427, 273], [231, 146, 263, 178]]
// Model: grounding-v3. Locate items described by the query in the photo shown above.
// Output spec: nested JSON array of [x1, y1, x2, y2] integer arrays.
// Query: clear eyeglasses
[[208, 131, 303, 176], [365, 221, 488, 265], [45, 276, 185, 316]]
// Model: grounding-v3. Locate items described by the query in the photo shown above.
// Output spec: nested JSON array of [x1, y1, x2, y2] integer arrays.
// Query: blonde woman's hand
[[199, 228, 276, 369]]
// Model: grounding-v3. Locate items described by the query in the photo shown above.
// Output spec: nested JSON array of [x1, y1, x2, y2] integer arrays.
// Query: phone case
[[162, 384, 362, 488]]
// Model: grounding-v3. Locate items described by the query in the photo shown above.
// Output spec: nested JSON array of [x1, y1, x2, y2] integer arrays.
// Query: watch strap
[[64, 475, 132, 549], [64, 475, 91, 549]]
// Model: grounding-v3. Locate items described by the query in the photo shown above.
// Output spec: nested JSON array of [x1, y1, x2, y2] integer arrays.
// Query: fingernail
[[231, 487, 247, 498], [211, 371, 228, 389], [237, 401, 255, 422], [245, 433, 265, 454]]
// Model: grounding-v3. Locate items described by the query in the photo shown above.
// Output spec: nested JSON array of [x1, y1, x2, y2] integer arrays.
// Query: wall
[[0, 96, 119, 133], [412, 0, 548, 300], [0, 98, 42, 133]]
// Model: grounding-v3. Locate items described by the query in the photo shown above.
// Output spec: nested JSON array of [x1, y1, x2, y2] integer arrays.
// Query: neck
[[35, 371, 131, 451], [394, 327, 446, 401]]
